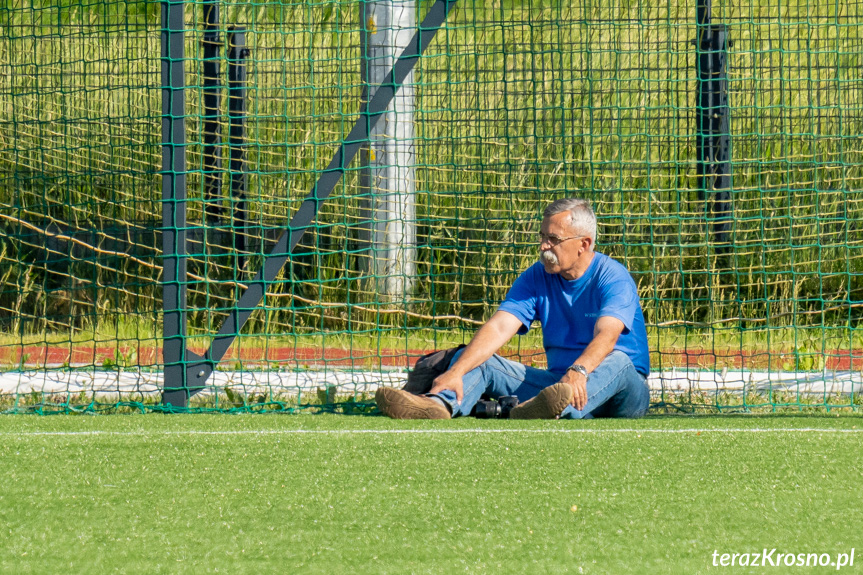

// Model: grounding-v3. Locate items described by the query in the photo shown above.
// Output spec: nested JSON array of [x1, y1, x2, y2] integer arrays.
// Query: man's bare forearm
[[447, 311, 522, 377], [570, 316, 625, 374], [571, 331, 618, 373], [561, 316, 625, 410]]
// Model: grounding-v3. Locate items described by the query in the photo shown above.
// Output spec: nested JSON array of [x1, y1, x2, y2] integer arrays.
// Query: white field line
[[1, 427, 862, 437], [1, 369, 861, 396]]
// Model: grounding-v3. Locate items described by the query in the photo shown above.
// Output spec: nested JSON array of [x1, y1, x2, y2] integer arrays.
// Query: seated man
[[376, 198, 650, 420]]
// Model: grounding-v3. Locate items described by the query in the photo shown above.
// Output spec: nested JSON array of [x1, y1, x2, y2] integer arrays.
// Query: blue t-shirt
[[498, 253, 650, 376]]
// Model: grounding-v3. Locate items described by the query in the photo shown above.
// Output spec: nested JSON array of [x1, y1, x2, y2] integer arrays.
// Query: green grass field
[[2, 414, 862, 574]]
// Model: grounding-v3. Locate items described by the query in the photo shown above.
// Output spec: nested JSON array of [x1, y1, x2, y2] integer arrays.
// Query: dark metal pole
[[202, 1, 223, 226], [695, 0, 732, 253], [696, 0, 710, 27], [161, 0, 189, 408], [228, 27, 249, 267]]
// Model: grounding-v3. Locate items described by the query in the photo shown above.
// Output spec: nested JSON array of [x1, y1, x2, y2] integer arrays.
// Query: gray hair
[[543, 198, 596, 248]]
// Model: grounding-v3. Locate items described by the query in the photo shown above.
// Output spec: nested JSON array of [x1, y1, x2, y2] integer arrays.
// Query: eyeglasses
[[538, 232, 585, 247]]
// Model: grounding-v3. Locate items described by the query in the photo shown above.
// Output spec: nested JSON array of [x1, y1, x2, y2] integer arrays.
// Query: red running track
[[1, 346, 862, 371]]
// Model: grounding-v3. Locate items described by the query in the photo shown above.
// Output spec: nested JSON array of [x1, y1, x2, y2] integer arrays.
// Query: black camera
[[473, 395, 519, 419]]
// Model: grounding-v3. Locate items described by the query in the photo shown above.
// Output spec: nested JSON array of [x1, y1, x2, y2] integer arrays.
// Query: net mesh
[[1, 0, 861, 413]]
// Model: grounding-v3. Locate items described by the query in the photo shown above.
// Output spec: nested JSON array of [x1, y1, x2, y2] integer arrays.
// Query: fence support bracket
[[161, 0, 458, 407]]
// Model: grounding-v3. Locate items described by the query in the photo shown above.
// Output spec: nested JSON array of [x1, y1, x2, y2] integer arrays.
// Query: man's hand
[[559, 369, 588, 411], [429, 370, 465, 402]]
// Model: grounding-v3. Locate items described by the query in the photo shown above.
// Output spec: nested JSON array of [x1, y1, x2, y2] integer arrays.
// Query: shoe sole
[[510, 383, 573, 420], [375, 387, 451, 420]]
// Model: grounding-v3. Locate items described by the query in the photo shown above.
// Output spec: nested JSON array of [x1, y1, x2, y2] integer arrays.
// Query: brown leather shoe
[[509, 382, 573, 419], [375, 387, 452, 420]]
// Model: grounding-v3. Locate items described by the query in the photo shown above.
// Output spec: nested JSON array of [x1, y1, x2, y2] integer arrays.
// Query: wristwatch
[[567, 364, 588, 378]]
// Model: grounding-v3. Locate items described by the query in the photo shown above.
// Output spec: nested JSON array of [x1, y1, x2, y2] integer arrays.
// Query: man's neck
[[560, 251, 595, 281]]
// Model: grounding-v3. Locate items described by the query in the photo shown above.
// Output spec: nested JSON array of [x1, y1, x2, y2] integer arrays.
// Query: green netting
[[1, 0, 861, 414]]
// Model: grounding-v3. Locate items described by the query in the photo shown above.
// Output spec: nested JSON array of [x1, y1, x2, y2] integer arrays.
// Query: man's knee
[[448, 348, 501, 375], [590, 352, 650, 418], [449, 347, 466, 369], [592, 350, 635, 379]]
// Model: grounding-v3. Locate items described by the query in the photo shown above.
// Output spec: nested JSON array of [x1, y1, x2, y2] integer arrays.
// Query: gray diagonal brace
[[164, 0, 458, 402]]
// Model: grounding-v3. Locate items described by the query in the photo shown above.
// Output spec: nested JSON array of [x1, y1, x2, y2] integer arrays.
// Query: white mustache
[[540, 250, 558, 266]]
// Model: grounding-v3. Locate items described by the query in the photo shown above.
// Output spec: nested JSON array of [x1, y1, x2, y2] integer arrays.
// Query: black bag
[[403, 345, 466, 394]]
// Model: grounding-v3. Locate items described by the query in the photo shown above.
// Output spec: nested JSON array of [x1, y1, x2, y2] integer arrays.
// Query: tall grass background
[[1, 0, 862, 377]]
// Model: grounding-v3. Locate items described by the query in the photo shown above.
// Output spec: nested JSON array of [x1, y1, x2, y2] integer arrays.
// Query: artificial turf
[[1, 414, 861, 574]]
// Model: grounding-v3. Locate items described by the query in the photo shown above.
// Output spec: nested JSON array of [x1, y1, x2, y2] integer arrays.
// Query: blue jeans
[[432, 349, 649, 419]]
